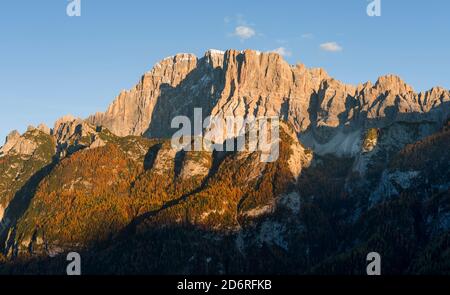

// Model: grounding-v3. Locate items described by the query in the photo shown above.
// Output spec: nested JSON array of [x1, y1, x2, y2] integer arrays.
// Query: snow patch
[[207, 49, 225, 55], [162, 55, 175, 61], [300, 129, 362, 156]]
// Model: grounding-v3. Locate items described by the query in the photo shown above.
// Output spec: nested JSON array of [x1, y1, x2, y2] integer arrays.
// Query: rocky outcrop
[[0, 130, 21, 156], [52, 115, 98, 158], [0, 130, 38, 157], [88, 135, 106, 149], [280, 123, 313, 179], [179, 151, 212, 181], [0, 123, 51, 159], [37, 123, 51, 135], [152, 142, 178, 175], [53, 115, 95, 144]]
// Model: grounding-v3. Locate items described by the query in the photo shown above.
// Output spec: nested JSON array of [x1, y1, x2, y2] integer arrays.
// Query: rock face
[[37, 123, 51, 135], [152, 142, 178, 175], [0, 130, 21, 156], [0, 130, 38, 157], [88, 53, 199, 137], [179, 151, 212, 181], [1, 123, 52, 158], [88, 135, 106, 149], [87, 49, 450, 155], [52, 115, 99, 158], [280, 122, 313, 179]]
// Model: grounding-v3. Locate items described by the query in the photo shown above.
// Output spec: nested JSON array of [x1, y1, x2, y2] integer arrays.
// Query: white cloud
[[301, 33, 314, 39], [320, 42, 343, 52], [233, 25, 256, 40], [269, 47, 292, 57]]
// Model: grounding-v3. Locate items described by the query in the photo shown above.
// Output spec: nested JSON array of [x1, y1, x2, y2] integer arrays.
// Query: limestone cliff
[[86, 49, 449, 155]]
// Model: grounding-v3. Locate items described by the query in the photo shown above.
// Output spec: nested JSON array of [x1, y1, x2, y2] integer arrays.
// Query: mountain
[[88, 49, 449, 146], [0, 49, 449, 274]]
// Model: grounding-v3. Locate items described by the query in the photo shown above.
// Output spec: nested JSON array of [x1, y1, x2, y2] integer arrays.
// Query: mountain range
[[0, 49, 449, 274]]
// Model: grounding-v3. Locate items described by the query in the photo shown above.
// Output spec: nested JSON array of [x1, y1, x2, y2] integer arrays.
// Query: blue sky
[[1, 0, 449, 142]]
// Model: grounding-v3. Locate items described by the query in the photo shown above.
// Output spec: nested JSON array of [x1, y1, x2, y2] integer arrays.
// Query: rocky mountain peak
[[0, 128, 50, 158], [0, 130, 21, 156], [374, 74, 415, 94], [85, 49, 449, 156], [147, 52, 198, 86], [2, 49, 448, 162], [37, 123, 51, 135], [204, 49, 225, 69], [5, 129, 20, 143]]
